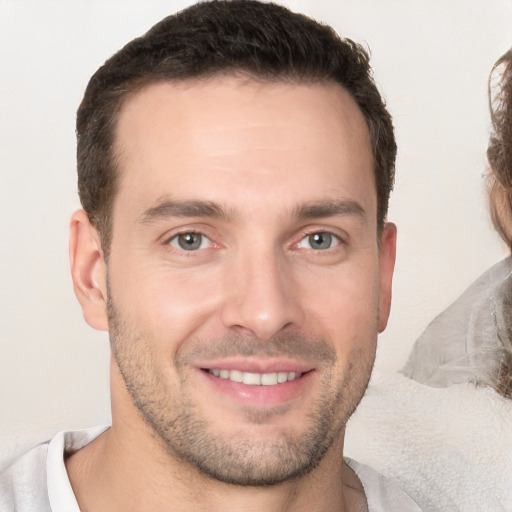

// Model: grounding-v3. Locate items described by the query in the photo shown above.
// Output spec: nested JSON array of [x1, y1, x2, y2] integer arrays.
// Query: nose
[[220, 247, 304, 341]]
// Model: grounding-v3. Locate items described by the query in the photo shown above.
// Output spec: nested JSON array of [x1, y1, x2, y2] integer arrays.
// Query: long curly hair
[[488, 49, 512, 251], [487, 48, 512, 398]]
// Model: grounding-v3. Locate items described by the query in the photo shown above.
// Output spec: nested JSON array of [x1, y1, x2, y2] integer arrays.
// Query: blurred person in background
[[346, 48, 512, 512]]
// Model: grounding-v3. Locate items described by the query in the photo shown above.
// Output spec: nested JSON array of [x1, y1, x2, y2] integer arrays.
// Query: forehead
[[112, 76, 375, 222]]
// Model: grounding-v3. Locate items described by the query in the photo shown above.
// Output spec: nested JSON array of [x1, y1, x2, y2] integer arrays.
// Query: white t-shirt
[[0, 427, 421, 511]]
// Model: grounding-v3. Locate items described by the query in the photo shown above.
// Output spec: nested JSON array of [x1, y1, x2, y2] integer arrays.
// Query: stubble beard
[[107, 294, 377, 487]]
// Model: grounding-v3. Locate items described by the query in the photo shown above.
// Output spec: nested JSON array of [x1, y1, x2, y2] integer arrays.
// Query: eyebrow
[[294, 199, 367, 221], [138, 199, 232, 225], [138, 198, 366, 225]]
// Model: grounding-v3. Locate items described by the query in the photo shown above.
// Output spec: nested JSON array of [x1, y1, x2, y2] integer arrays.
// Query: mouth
[[205, 369, 303, 386], [196, 359, 316, 407]]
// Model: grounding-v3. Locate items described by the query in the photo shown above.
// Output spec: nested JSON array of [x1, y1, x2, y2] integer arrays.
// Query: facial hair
[[107, 290, 376, 486]]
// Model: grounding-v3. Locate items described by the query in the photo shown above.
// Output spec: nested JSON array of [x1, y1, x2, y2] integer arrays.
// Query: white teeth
[[261, 373, 278, 386], [243, 372, 261, 385], [229, 370, 243, 383], [208, 369, 302, 386], [277, 371, 288, 383]]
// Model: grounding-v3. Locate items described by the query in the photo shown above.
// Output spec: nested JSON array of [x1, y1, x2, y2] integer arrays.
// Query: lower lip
[[199, 369, 315, 407]]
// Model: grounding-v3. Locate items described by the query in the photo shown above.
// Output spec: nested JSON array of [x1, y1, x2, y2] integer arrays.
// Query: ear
[[377, 222, 397, 333], [69, 210, 109, 331]]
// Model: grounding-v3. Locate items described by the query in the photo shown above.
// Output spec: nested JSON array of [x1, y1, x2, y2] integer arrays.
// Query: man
[[0, 1, 420, 510]]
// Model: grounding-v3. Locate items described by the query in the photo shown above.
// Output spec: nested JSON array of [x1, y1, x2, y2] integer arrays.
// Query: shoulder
[[345, 458, 423, 512], [0, 426, 108, 512], [402, 257, 512, 386], [0, 441, 51, 512]]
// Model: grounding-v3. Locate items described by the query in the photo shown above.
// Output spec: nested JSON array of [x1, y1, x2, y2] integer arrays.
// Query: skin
[[67, 76, 396, 512]]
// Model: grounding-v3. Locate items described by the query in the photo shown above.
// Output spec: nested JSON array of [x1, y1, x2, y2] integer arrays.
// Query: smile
[[207, 369, 303, 386]]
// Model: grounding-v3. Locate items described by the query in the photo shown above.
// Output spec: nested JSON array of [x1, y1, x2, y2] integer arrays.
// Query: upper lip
[[196, 357, 315, 374]]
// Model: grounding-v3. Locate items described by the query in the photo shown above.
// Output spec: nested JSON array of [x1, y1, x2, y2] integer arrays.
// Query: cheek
[[303, 265, 381, 328], [301, 266, 380, 370], [111, 263, 225, 343]]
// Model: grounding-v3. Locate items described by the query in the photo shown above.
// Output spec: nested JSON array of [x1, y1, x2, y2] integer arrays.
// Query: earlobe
[[377, 222, 397, 333], [69, 210, 109, 331]]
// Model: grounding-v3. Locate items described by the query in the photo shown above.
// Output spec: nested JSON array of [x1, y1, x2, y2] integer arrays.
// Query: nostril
[[230, 324, 257, 337]]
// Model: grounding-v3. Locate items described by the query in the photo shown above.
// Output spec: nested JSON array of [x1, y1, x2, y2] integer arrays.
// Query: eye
[[168, 232, 212, 251], [298, 232, 341, 250]]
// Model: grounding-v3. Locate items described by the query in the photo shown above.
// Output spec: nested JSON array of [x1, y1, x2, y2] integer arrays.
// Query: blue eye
[[169, 233, 211, 251], [298, 232, 340, 250]]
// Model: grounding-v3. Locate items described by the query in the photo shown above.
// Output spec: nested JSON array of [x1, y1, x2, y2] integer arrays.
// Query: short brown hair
[[76, 0, 396, 256]]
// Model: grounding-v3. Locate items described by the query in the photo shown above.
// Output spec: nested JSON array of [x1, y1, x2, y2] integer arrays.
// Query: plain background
[[1, 0, 511, 466]]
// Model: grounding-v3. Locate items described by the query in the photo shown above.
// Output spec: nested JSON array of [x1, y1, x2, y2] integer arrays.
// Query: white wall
[[0, 0, 510, 466]]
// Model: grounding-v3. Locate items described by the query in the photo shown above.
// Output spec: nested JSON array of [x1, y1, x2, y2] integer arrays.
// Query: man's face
[[101, 77, 395, 485]]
